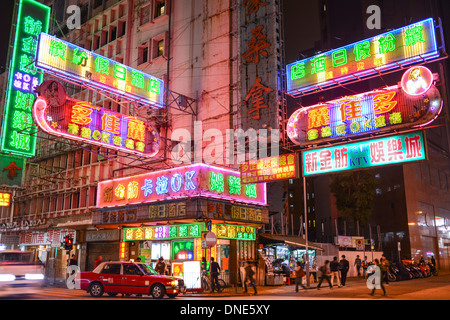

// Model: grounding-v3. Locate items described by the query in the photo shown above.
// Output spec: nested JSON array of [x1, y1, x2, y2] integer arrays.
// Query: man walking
[[210, 257, 221, 293], [317, 260, 332, 290], [243, 261, 257, 294], [339, 255, 349, 286], [329, 256, 341, 287], [354, 255, 362, 277]]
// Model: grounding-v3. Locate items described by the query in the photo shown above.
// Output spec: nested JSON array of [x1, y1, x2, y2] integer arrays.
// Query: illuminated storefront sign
[[0, 0, 50, 157], [123, 222, 256, 241], [287, 18, 439, 95], [35, 33, 164, 108], [123, 223, 203, 241], [32, 90, 161, 158], [97, 163, 267, 207], [240, 153, 298, 184], [287, 69, 442, 147], [0, 193, 12, 207], [302, 131, 427, 176]]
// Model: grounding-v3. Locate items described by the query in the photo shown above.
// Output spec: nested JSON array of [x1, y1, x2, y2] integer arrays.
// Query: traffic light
[[63, 236, 73, 251]]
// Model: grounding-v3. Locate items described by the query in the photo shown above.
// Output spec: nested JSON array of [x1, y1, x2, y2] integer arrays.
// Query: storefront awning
[[258, 234, 324, 251]]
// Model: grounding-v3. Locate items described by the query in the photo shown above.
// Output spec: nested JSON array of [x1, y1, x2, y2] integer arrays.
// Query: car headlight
[[25, 273, 45, 280], [0, 274, 16, 281], [170, 280, 178, 286]]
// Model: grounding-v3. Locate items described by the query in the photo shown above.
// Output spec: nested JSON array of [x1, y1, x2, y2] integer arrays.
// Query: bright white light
[[0, 274, 16, 281], [25, 273, 45, 280]]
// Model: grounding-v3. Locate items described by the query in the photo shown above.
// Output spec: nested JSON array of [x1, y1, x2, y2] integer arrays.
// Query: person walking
[[368, 259, 386, 296], [339, 255, 349, 286], [210, 257, 221, 293], [329, 256, 341, 287], [294, 261, 306, 292], [362, 256, 369, 278], [317, 260, 332, 290], [380, 254, 390, 285], [354, 255, 362, 277], [243, 261, 257, 294]]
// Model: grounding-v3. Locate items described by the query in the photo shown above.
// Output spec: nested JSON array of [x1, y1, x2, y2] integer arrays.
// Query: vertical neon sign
[[0, 0, 50, 157]]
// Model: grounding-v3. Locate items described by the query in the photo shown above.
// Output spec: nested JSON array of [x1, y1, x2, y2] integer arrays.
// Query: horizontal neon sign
[[287, 81, 442, 147], [35, 33, 164, 108], [240, 153, 298, 184], [32, 95, 161, 158], [287, 18, 439, 95], [123, 222, 256, 241], [302, 131, 426, 176], [97, 163, 267, 207]]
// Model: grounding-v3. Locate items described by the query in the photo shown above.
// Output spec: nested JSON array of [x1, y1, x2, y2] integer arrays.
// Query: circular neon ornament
[[401, 66, 433, 96]]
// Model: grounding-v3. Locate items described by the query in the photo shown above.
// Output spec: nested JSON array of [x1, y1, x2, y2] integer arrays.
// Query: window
[[154, 0, 166, 18], [138, 43, 149, 65], [140, 4, 151, 26], [151, 33, 167, 59], [123, 263, 143, 275], [101, 263, 121, 275], [157, 39, 164, 57]]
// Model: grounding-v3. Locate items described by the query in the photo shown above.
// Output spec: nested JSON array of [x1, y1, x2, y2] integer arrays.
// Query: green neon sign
[[287, 18, 439, 95], [0, 0, 50, 157], [302, 131, 427, 176]]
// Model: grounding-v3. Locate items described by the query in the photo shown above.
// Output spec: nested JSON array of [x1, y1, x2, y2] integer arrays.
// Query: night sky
[[0, 0, 15, 73]]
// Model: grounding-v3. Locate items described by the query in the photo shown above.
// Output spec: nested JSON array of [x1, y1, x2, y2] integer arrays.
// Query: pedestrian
[[368, 259, 386, 296], [155, 257, 167, 275], [136, 257, 141, 262], [339, 255, 349, 286], [294, 261, 306, 292], [362, 256, 369, 278], [210, 257, 221, 293], [380, 254, 390, 285], [329, 256, 341, 287], [68, 254, 77, 266], [243, 261, 257, 294], [354, 255, 362, 277], [94, 255, 102, 268], [317, 260, 332, 290]]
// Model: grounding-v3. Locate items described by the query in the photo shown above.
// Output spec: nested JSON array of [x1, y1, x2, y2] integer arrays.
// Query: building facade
[[0, 0, 285, 285]]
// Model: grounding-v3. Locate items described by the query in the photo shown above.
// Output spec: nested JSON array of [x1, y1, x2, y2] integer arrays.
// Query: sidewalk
[[182, 276, 366, 298]]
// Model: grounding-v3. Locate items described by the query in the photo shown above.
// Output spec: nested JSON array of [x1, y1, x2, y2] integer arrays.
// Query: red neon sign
[[33, 89, 161, 158]]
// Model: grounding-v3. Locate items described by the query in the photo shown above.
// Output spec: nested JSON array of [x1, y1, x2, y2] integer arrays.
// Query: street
[[9, 272, 450, 300]]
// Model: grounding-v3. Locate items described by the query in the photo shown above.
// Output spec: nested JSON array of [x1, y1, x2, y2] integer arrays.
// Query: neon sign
[[0, 0, 50, 157], [0, 193, 12, 207], [240, 153, 298, 184], [35, 33, 164, 108], [302, 131, 427, 176], [32, 90, 161, 158], [123, 222, 256, 241], [287, 76, 442, 147], [97, 163, 267, 207], [286, 18, 439, 96]]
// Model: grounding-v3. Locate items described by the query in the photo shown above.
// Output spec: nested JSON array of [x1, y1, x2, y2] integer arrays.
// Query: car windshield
[[139, 263, 158, 275], [0, 252, 34, 264]]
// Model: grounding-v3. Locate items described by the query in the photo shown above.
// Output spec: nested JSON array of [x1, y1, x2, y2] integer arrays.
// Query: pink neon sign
[[32, 93, 161, 158], [97, 163, 267, 208]]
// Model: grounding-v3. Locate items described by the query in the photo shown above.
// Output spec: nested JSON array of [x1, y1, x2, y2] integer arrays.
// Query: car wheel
[[150, 284, 165, 299], [89, 282, 104, 297], [167, 293, 178, 299]]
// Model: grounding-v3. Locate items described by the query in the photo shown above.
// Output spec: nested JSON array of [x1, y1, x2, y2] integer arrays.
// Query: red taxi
[[76, 261, 184, 299]]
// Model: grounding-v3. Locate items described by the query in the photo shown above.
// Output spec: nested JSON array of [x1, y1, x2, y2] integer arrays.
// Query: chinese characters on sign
[[287, 18, 439, 95], [32, 94, 161, 158], [0, 193, 11, 207], [240, 153, 298, 183], [302, 131, 426, 176], [287, 81, 442, 147], [97, 164, 267, 208], [240, 0, 277, 127], [0, 0, 50, 157], [35, 33, 164, 108]]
